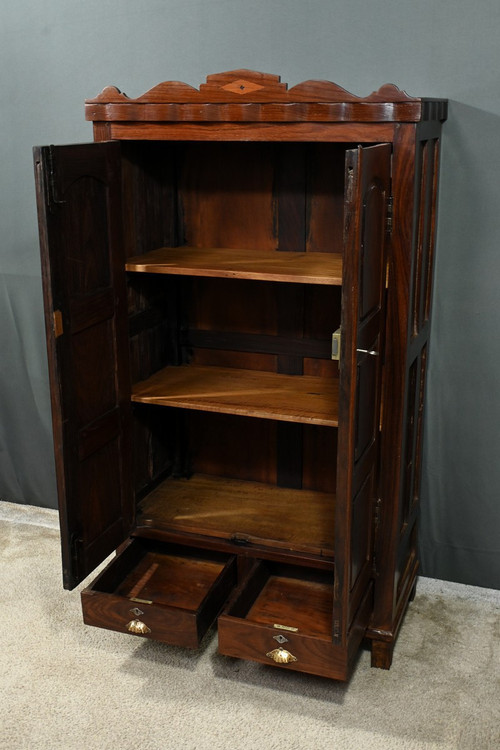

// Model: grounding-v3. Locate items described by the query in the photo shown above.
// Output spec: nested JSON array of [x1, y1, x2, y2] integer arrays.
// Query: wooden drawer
[[218, 560, 349, 680], [81, 539, 237, 648]]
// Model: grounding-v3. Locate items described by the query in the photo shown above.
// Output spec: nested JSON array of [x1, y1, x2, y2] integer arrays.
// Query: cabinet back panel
[[188, 412, 277, 485], [182, 277, 341, 375], [187, 412, 336, 493], [306, 144, 347, 255], [179, 143, 277, 251], [189, 278, 278, 336], [177, 143, 346, 254]]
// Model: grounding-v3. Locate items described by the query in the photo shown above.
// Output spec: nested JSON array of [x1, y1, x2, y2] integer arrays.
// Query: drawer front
[[81, 540, 237, 648], [218, 616, 348, 680], [82, 591, 202, 647], [217, 560, 348, 680]]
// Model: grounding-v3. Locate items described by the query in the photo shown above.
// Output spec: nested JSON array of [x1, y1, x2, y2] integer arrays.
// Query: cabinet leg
[[371, 639, 394, 670]]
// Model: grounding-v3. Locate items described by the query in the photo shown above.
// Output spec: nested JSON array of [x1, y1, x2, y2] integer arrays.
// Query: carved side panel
[[411, 139, 440, 338], [395, 131, 441, 603], [400, 345, 428, 529]]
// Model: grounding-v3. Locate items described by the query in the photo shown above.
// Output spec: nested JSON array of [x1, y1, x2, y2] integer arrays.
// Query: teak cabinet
[[34, 70, 447, 681]]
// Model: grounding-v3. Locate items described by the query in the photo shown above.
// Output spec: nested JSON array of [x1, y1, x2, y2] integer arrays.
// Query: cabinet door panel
[[34, 143, 133, 589], [335, 143, 391, 636]]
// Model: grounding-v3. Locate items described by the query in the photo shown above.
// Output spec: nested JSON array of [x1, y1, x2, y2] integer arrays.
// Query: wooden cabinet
[[34, 70, 447, 681]]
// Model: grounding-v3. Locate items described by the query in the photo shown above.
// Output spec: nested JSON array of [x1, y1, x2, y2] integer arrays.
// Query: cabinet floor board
[[138, 474, 335, 558]]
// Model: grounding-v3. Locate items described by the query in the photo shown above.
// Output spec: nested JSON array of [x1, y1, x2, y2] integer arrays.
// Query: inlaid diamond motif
[[222, 79, 265, 95], [273, 634, 289, 644]]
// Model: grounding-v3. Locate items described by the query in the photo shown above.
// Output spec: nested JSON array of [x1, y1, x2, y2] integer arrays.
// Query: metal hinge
[[372, 498, 382, 576], [333, 619, 341, 639], [47, 146, 66, 209], [70, 533, 81, 575], [386, 196, 394, 234]]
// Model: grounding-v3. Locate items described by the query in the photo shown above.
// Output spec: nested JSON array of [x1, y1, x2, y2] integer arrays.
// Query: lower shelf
[[137, 473, 335, 558]]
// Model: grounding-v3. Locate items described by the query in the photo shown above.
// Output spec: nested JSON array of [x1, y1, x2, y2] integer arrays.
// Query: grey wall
[[1, 0, 499, 589]]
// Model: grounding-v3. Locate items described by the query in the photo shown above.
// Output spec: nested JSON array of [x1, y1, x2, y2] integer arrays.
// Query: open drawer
[[81, 539, 237, 648], [218, 560, 350, 680]]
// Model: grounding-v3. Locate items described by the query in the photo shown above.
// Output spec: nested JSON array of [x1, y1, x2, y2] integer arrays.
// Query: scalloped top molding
[[86, 69, 419, 105]]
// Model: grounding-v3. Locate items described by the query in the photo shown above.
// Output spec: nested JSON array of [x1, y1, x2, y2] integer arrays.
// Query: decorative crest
[[86, 69, 419, 105], [85, 70, 447, 126]]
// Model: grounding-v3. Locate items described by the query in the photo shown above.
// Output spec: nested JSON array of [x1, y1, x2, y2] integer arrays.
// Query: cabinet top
[[85, 69, 447, 126]]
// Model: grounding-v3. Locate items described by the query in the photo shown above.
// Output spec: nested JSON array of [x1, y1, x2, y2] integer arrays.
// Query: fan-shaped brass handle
[[266, 648, 298, 664], [126, 619, 151, 635]]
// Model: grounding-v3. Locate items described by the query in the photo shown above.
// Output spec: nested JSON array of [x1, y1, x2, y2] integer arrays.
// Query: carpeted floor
[[1, 500, 499, 750]]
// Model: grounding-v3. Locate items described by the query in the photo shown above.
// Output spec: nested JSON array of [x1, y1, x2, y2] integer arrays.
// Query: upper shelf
[[126, 247, 343, 285], [132, 364, 339, 427], [85, 69, 448, 126]]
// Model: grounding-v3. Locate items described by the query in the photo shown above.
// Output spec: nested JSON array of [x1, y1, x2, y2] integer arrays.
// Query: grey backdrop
[[1, 0, 499, 589]]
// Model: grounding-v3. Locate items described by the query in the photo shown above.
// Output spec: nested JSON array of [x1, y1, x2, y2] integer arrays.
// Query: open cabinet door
[[334, 143, 391, 644], [34, 143, 134, 589]]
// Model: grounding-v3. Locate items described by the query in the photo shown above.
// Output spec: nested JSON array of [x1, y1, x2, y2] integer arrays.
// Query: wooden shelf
[[131, 364, 339, 426], [137, 474, 335, 558], [126, 247, 343, 285]]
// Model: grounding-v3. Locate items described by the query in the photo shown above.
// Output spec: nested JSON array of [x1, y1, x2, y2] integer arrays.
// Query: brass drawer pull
[[266, 648, 298, 664], [126, 619, 151, 635]]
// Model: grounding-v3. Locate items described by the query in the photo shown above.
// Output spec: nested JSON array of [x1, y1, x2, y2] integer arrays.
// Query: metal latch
[[53, 310, 63, 338], [331, 328, 341, 361]]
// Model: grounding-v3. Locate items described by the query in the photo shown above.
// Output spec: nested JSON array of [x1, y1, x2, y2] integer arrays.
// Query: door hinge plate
[[47, 146, 66, 209], [386, 196, 394, 234], [372, 498, 382, 576]]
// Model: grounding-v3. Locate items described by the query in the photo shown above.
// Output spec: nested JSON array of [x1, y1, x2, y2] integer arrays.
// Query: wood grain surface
[[139, 474, 335, 557], [126, 247, 343, 285], [132, 364, 339, 426]]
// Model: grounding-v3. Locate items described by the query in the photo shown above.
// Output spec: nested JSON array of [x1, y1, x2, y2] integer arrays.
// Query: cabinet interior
[[123, 141, 350, 565]]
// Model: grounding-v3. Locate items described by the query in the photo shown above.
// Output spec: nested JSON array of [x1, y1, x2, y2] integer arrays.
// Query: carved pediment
[[86, 70, 419, 105]]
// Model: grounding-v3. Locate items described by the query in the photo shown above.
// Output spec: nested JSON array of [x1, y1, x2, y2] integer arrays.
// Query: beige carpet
[[1, 500, 499, 750]]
